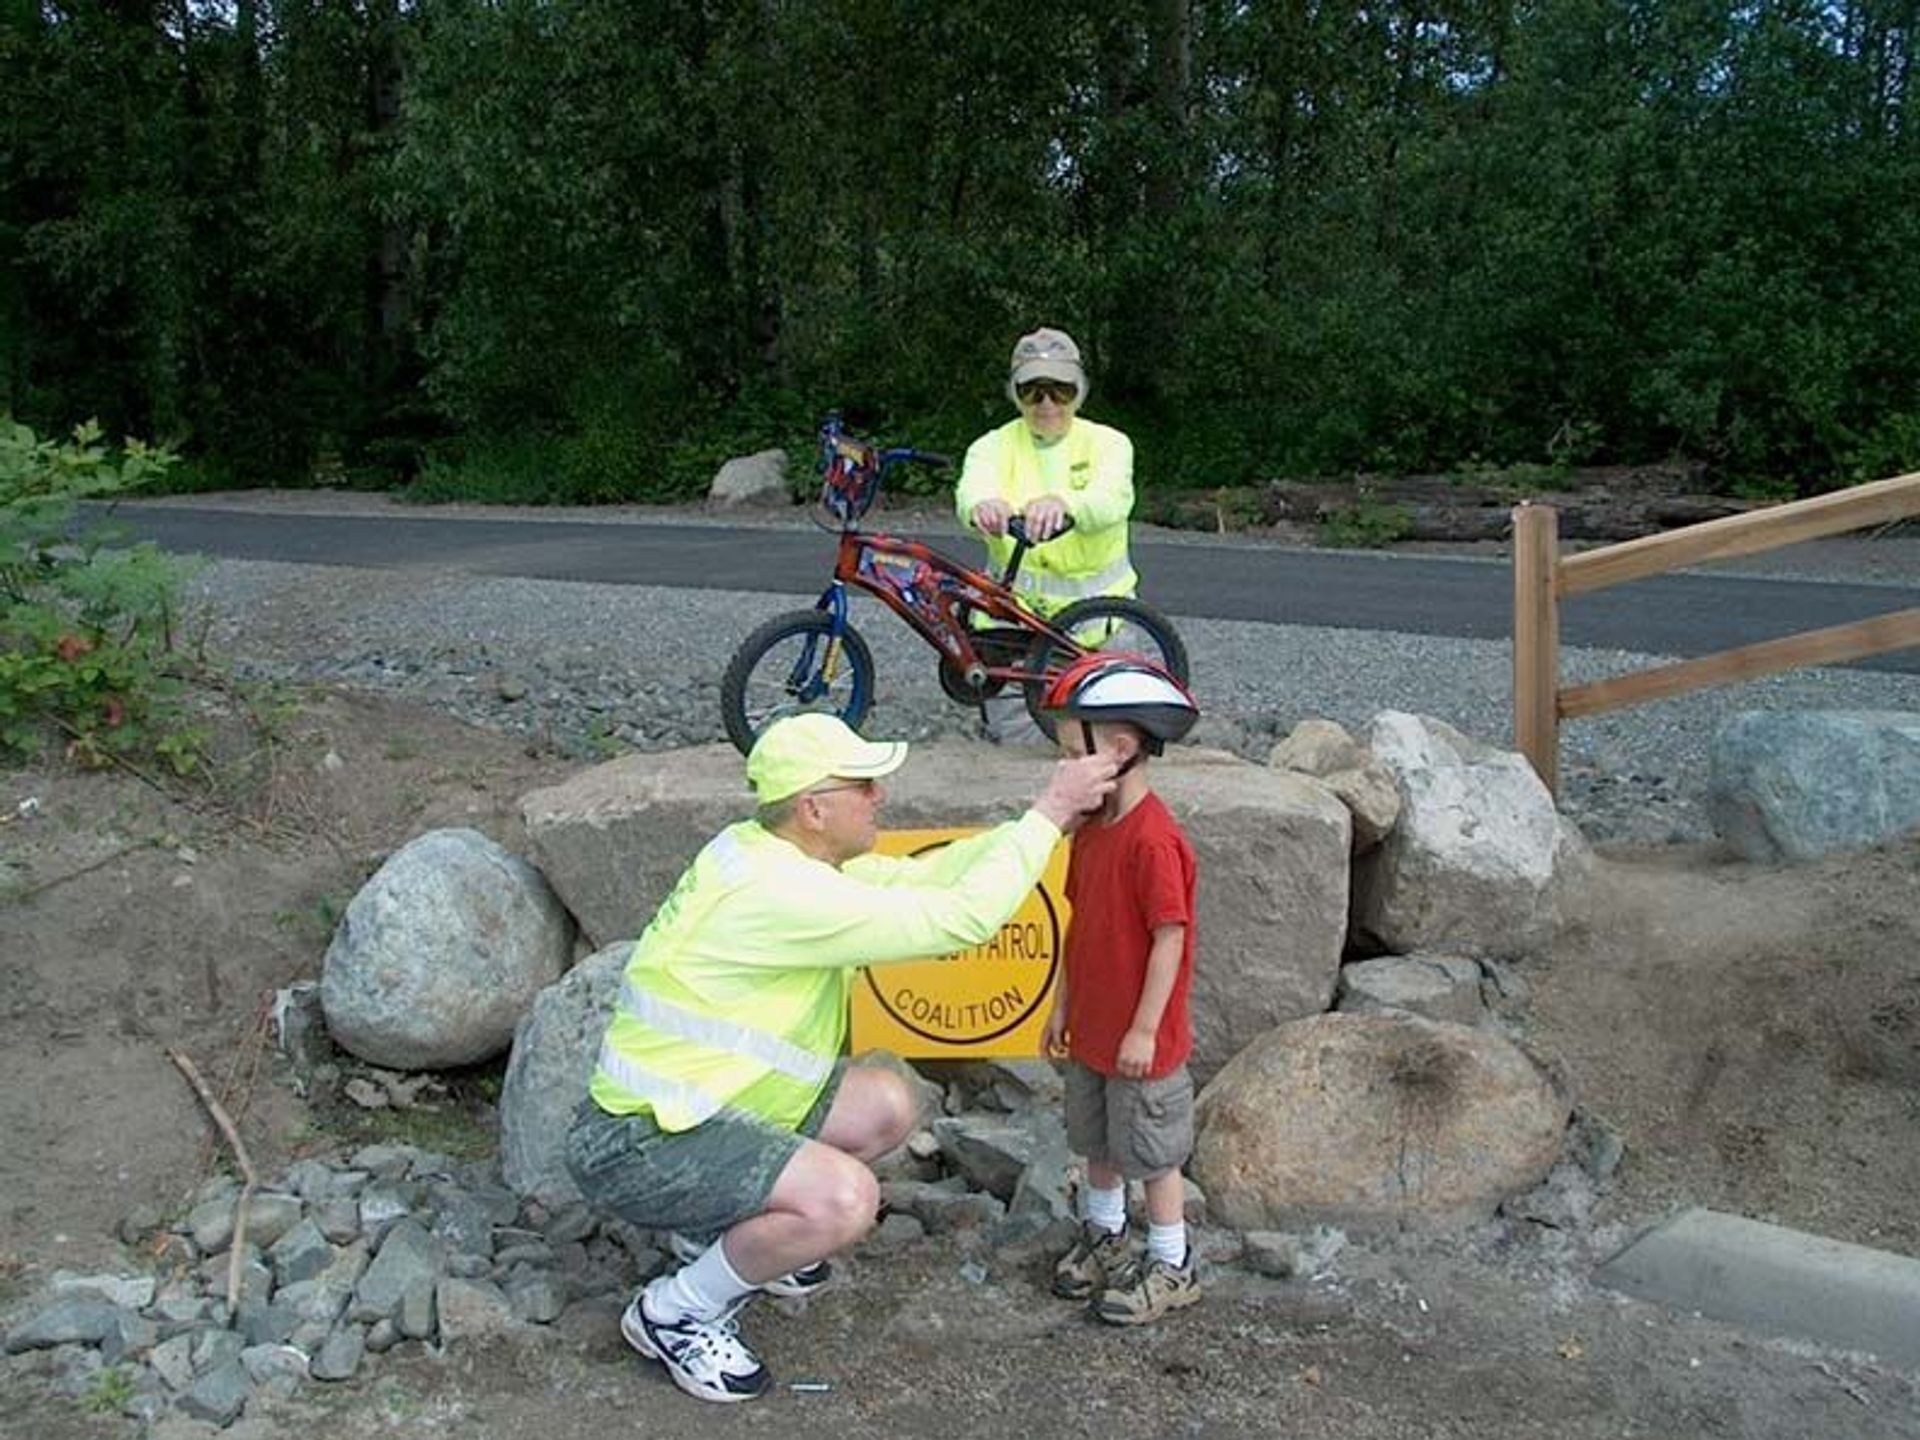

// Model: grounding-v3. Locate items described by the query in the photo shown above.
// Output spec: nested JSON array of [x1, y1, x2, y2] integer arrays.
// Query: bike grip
[[914, 450, 954, 469]]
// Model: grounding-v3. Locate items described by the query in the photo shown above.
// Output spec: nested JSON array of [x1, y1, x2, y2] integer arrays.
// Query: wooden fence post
[[1512, 503, 1560, 795]]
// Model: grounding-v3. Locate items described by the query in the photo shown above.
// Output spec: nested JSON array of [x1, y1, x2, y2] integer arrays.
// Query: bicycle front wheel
[[1021, 597, 1190, 739], [721, 610, 876, 756]]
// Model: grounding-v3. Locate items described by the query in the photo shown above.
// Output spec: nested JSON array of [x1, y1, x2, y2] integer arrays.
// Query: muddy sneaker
[[1092, 1252, 1201, 1326], [666, 1232, 833, 1299], [1051, 1223, 1131, 1300], [621, 1292, 770, 1403]]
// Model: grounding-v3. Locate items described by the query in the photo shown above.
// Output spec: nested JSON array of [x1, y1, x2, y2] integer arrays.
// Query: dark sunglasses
[[1016, 379, 1077, 406]]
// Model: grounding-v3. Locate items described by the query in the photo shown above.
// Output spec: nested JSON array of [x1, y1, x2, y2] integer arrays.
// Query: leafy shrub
[[0, 419, 205, 768], [1319, 496, 1415, 549]]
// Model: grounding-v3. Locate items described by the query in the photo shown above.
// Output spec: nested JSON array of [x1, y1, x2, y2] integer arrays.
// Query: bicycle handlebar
[[1006, 512, 1076, 546]]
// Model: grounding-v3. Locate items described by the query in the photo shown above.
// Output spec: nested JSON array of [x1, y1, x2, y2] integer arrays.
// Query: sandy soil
[[2, 685, 1918, 1439]]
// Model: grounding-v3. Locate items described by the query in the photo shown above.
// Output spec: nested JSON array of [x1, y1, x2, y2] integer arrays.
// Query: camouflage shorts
[[564, 1067, 842, 1238]]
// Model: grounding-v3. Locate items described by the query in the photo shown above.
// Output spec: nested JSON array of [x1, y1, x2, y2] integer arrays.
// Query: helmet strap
[[1081, 719, 1144, 822]]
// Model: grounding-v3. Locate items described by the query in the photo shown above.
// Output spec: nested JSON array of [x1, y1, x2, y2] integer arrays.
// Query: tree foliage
[[4, 0, 1917, 496]]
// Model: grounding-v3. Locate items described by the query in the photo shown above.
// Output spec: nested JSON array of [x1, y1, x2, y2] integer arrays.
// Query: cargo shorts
[[1062, 1060, 1195, 1180], [564, 1065, 843, 1238]]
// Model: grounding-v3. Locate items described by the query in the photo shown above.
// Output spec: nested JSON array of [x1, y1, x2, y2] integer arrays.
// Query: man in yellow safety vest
[[566, 712, 1118, 1403]]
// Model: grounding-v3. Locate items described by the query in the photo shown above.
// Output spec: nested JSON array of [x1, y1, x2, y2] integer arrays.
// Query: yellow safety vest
[[954, 417, 1137, 618], [589, 812, 1062, 1132]]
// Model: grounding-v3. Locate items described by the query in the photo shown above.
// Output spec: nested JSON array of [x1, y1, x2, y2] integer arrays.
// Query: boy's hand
[[1115, 1027, 1156, 1078], [1043, 1007, 1069, 1059]]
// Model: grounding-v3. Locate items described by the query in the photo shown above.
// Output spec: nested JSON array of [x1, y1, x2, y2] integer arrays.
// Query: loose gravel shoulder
[[180, 493, 1920, 850]]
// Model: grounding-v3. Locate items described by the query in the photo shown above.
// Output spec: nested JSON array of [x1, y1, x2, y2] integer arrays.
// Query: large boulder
[[1268, 717, 1401, 852], [321, 829, 575, 1069], [1352, 712, 1588, 958], [498, 943, 629, 1207], [707, 449, 790, 507], [1191, 1013, 1568, 1232], [522, 741, 1352, 1086], [1707, 710, 1920, 862]]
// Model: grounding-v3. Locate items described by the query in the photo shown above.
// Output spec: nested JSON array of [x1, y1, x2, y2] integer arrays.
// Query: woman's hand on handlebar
[[970, 498, 1015, 537], [1021, 496, 1071, 542]]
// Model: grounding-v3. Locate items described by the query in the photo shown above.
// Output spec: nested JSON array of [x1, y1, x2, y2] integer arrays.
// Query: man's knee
[[798, 1158, 880, 1245], [868, 1069, 919, 1151]]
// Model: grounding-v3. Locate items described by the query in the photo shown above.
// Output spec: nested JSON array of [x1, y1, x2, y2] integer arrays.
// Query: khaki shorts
[[564, 1065, 843, 1238], [1063, 1061, 1194, 1181]]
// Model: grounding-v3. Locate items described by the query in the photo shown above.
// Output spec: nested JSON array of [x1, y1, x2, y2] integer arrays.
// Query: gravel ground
[[179, 505, 1920, 848]]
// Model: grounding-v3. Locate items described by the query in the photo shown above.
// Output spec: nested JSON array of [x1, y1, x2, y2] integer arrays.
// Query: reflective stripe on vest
[[616, 981, 833, 1088], [592, 1043, 730, 1124], [1013, 554, 1137, 603]]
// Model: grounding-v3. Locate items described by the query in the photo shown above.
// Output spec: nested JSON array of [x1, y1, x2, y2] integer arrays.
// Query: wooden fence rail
[[1512, 471, 1920, 794]]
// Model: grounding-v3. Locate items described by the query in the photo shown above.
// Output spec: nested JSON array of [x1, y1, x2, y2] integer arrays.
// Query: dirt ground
[[2, 685, 1919, 1439]]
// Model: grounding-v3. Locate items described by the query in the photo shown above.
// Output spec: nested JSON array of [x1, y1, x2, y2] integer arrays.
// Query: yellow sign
[[851, 828, 1072, 1058]]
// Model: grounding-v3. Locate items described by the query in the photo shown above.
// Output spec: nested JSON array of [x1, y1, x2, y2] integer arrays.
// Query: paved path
[[107, 500, 1920, 674]]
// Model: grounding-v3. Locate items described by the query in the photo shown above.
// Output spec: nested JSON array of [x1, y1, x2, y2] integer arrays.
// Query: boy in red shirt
[[1039, 654, 1202, 1324]]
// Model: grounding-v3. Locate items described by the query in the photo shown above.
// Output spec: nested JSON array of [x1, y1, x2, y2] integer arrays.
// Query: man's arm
[[1114, 922, 1184, 1078], [731, 755, 1118, 971]]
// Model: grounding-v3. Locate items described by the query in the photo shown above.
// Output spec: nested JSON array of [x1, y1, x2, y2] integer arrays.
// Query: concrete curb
[[1596, 1207, 1920, 1369]]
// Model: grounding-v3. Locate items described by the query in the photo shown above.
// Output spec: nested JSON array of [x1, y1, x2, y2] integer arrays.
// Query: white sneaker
[[621, 1292, 769, 1404], [665, 1231, 834, 1299]]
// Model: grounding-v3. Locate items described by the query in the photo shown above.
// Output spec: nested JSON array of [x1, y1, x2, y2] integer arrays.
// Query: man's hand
[[970, 498, 1014, 536], [1032, 752, 1119, 831], [1115, 1026, 1156, 1078], [1022, 496, 1069, 542]]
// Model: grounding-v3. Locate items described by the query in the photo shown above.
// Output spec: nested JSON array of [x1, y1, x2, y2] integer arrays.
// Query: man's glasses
[[806, 778, 877, 799], [1016, 380, 1077, 407]]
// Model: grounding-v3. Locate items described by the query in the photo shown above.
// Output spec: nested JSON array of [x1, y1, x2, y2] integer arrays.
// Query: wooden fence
[[1512, 471, 1920, 794]]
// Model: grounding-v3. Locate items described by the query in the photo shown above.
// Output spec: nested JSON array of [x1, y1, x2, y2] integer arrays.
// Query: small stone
[[1, 1297, 125, 1352], [149, 1333, 196, 1391], [343, 1077, 389, 1109], [310, 1324, 366, 1382], [51, 1271, 156, 1311], [179, 1359, 251, 1425]]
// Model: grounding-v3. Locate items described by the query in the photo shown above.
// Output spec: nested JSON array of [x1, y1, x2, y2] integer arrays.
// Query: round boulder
[[321, 829, 576, 1069], [1192, 1013, 1568, 1232], [498, 942, 628, 1206]]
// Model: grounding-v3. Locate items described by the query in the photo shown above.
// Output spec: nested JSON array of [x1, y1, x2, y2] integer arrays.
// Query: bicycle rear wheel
[[721, 611, 876, 756], [1021, 597, 1189, 739]]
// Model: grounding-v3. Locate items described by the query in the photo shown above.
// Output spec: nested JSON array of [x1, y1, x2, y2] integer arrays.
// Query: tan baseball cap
[[1008, 327, 1087, 396], [746, 714, 907, 804]]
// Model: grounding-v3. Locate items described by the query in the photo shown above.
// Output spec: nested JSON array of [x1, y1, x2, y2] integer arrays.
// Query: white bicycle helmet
[[1041, 652, 1199, 759]]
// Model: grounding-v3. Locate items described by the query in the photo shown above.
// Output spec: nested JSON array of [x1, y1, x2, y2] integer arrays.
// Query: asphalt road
[[105, 502, 1920, 674]]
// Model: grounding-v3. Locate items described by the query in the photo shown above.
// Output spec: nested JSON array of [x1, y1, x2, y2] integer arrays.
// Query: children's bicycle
[[719, 414, 1188, 755]]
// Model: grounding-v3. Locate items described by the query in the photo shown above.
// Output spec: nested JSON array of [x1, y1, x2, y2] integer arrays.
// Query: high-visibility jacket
[[588, 811, 1063, 1133], [954, 416, 1136, 618]]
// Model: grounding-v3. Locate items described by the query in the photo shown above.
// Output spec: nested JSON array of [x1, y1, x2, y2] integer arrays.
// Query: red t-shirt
[[1061, 791, 1197, 1077]]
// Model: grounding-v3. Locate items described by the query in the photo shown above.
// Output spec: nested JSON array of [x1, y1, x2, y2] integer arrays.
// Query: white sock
[[1083, 1182, 1126, 1235], [1148, 1221, 1187, 1267], [646, 1238, 757, 1322]]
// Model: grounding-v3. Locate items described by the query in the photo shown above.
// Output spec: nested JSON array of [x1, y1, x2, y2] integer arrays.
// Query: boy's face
[[1057, 720, 1139, 762]]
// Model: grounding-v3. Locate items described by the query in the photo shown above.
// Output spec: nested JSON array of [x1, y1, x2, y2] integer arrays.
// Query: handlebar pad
[[1006, 513, 1077, 546]]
